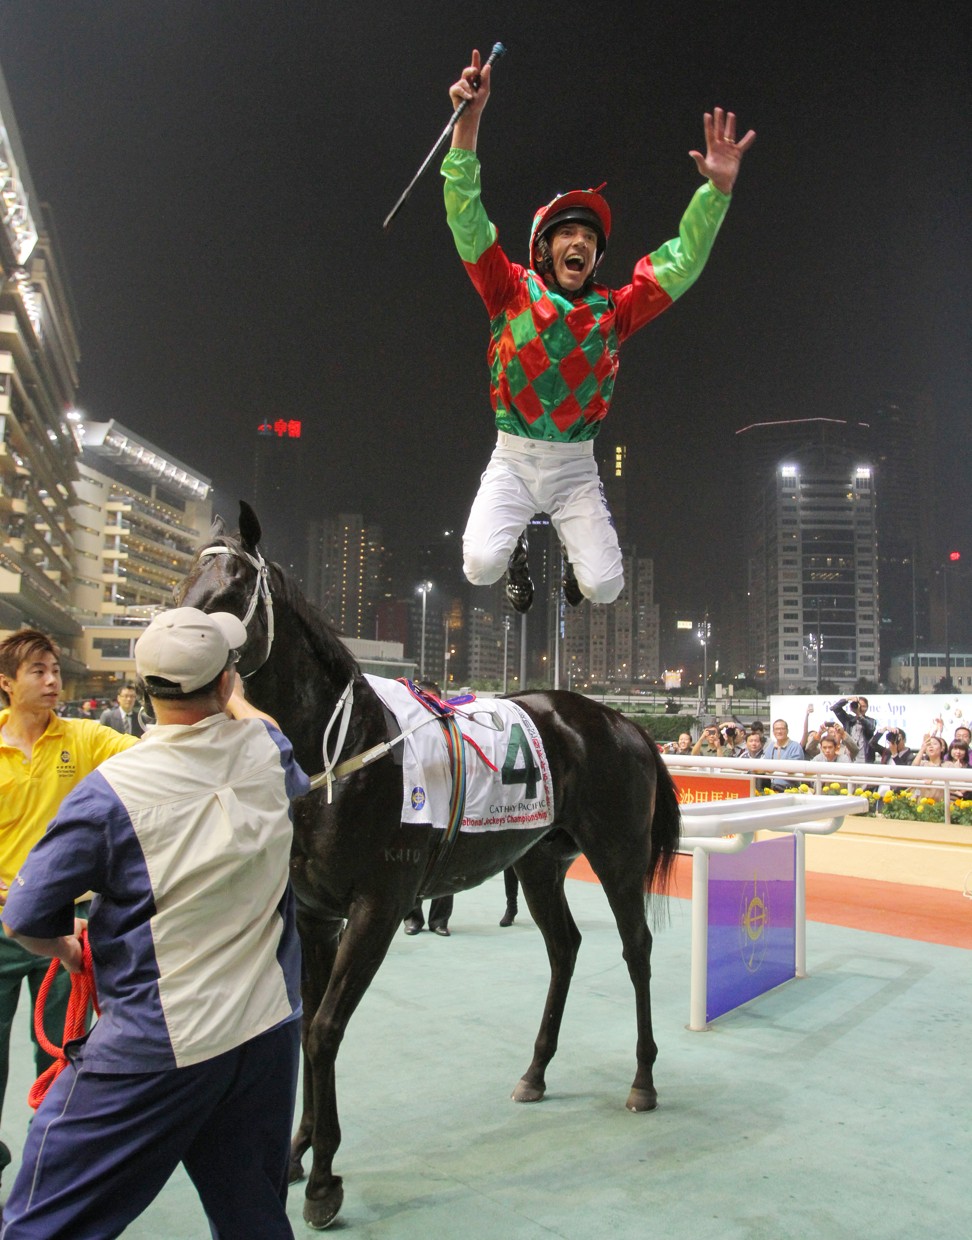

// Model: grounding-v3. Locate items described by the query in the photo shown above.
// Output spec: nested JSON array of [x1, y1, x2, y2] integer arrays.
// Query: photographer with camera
[[802, 705, 859, 761], [691, 723, 733, 758], [873, 727, 914, 766], [832, 696, 877, 764]]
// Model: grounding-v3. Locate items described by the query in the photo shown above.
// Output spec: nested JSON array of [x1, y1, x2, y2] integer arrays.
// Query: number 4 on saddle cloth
[[365, 677, 554, 834]]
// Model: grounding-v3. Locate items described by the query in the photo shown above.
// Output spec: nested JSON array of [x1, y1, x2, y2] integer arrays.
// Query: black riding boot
[[562, 546, 583, 607], [506, 533, 534, 613]]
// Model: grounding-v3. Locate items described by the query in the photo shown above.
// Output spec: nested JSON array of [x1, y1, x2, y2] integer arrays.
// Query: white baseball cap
[[135, 607, 247, 694]]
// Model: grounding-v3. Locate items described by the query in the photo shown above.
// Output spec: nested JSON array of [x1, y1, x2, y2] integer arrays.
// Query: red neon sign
[[257, 419, 302, 440]]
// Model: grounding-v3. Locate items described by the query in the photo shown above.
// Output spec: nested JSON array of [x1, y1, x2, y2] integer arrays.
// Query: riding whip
[[382, 41, 506, 230]]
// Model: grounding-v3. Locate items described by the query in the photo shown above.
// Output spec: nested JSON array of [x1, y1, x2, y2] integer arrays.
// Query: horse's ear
[[239, 501, 262, 553], [209, 514, 226, 540]]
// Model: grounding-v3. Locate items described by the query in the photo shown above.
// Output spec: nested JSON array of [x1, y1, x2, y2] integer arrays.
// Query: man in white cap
[[1, 607, 308, 1239]]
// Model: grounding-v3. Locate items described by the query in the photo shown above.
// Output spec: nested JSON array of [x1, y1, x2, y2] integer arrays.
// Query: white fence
[[661, 753, 972, 824]]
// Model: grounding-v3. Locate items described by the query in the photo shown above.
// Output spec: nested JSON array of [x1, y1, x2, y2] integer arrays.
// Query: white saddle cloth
[[365, 677, 554, 833]]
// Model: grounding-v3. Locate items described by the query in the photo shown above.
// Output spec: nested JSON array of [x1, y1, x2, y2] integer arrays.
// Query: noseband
[[196, 544, 275, 677]]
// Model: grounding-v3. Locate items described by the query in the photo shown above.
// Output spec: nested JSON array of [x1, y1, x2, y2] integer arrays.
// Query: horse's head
[[177, 501, 275, 678]]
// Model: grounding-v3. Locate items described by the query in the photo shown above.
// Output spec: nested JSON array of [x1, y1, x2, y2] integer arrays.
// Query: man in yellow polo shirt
[[0, 628, 137, 1187]]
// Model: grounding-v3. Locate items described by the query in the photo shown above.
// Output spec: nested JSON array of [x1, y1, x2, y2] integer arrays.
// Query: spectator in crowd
[[719, 722, 745, 756], [951, 725, 970, 747], [99, 683, 145, 737], [832, 696, 877, 763], [673, 731, 693, 754], [912, 733, 948, 799], [810, 733, 850, 763], [0, 629, 138, 1190], [692, 723, 732, 757], [945, 739, 970, 768], [743, 729, 765, 759], [765, 718, 805, 790], [803, 709, 859, 762], [0, 607, 307, 1238], [874, 727, 915, 766], [742, 728, 768, 790]]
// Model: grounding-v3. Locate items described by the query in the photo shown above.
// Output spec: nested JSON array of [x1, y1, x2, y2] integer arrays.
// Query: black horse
[[178, 503, 681, 1230]]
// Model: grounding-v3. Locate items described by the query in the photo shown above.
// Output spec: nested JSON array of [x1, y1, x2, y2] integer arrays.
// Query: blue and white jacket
[[3, 713, 308, 1072]]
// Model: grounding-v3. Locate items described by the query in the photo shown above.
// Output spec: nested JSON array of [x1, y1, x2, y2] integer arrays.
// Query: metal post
[[418, 581, 431, 680], [689, 847, 710, 1031], [502, 615, 510, 694], [943, 563, 951, 690], [794, 830, 807, 978]]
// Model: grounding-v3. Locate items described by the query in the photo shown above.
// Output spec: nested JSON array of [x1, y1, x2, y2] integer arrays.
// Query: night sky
[[1, 1, 969, 608]]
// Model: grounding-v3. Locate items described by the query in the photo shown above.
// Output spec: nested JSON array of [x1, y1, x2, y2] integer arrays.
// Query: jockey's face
[[547, 222, 599, 293]]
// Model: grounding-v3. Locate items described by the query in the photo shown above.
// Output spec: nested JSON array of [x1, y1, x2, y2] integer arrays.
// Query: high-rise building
[[305, 513, 385, 639], [748, 445, 880, 692], [563, 551, 659, 688], [70, 420, 213, 690], [1, 68, 82, 643]]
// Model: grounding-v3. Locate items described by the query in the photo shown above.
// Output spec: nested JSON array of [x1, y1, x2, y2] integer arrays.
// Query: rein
[[196, 543, 275, 677], [309, 680, 501, 804]]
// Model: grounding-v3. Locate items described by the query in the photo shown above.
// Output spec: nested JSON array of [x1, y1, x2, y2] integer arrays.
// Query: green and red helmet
[[529, 183, 611, 270]]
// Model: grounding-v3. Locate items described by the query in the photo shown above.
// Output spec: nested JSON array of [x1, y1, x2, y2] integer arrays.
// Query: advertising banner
[[707, 834, 796, 1022]]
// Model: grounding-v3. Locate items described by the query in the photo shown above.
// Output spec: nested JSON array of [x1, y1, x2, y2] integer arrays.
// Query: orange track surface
[[566, 854, 972, 950]]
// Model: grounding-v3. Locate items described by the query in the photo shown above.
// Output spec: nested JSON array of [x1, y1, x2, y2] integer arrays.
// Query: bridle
[[196, 543, 275, 677]]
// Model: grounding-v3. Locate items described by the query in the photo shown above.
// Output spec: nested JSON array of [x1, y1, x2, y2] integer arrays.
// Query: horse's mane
[[201, 528, 361, 687]]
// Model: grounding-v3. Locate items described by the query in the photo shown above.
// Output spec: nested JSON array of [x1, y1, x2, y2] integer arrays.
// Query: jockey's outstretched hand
[[449, 49, 491, 151], [689, 107, 756, 195]]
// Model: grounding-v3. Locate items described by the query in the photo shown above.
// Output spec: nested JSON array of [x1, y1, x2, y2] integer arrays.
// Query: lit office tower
[[305, 513, 384, 639], [748, 445, 879, 692]]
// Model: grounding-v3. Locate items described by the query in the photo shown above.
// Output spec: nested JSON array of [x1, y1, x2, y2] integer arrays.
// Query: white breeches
[[462, 432, 624, 605]]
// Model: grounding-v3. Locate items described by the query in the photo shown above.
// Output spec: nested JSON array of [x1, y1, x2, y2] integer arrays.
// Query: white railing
[[662, 754, 972, 824]]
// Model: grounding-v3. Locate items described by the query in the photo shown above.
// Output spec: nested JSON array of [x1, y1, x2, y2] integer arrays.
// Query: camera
[[886, 729, 900, 743], [848, 699, 859, 710]]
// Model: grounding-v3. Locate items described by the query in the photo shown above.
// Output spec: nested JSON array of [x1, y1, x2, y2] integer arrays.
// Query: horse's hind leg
[[596, 869, 659, 1112], [510, 849, 580, 1103], [301, 902, 403, 1230]]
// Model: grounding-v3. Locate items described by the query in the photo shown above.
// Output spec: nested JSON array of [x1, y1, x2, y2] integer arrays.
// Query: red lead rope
[[28, 929, 100, 1109]]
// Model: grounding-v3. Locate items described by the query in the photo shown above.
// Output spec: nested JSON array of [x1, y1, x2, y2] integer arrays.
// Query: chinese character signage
[[257, 419, 302, 439]]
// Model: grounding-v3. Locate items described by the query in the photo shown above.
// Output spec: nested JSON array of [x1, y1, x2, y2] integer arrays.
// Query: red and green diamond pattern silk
[[443, 148, 729, 442]]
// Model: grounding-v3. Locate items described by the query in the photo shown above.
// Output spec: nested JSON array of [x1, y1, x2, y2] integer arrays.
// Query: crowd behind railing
[[659, 695, 972, 826]]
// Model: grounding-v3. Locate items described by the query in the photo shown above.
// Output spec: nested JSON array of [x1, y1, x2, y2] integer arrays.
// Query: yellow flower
[[883, 791, 894, 803], [798, 783, 810, 793], [839, 787, 848, 795], [917, 804, 925, 812], [854, 788, 868, 797], [920, 797, 936, 806], [828, 782, 841, 791]]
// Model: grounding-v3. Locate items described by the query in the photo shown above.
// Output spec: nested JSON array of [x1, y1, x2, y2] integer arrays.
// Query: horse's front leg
[[290, 912, 342, 1184], [511, 853, 580, 1103], [301, 899, 404, 1231]]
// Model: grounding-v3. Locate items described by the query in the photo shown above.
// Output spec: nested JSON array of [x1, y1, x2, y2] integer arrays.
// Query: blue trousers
[[1, 1018, 300, 1239]]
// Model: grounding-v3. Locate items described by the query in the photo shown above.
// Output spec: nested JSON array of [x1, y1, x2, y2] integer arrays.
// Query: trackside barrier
[[679, 794, 867, 1031]]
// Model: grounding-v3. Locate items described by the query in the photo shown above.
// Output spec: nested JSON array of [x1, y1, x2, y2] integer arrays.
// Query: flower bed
[[755, 783, 972, 826]]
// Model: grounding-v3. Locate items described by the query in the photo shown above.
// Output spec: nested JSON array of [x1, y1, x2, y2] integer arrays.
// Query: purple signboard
[[707, 835, 796, 1023]]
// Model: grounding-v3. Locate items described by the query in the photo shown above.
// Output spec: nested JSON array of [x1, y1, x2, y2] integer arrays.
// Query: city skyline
[[0, 2, 967, 617]]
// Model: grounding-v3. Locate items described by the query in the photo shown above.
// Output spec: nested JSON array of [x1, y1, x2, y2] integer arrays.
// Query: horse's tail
[[646, 743, 681, 898]]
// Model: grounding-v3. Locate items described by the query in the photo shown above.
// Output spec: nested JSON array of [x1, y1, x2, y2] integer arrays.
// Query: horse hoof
[[288, 1157, 306, 1184], [626, 1086, 657, 1112], [303, 1179, 344, 1230], [512, 1078, 545, 1103]]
